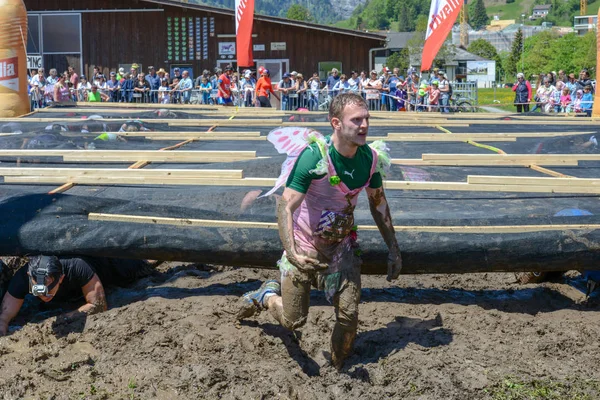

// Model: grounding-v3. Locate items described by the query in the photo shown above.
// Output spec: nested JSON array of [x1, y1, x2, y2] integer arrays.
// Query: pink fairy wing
[[261, 127, 323, 197]]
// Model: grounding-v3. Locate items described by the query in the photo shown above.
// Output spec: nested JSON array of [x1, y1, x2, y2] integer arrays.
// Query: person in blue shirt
[[386, 68, 400, 111], [177, 70, 194, 104], [326, 68, 340, 98], [106, 72, 121, 102], [198, 76, 212, 105], [332, 74, 350, 94], [582, 85, 594, 116], [145, 66, 161, 103], [277, 72, 294, 110], [120, 73, 134, 103]]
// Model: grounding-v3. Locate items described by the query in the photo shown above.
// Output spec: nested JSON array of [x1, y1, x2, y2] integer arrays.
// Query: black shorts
[[258, 96, 272, 108]]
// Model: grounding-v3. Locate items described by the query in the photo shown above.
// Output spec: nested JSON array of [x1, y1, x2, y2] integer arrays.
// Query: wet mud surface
[[1, 263, 600, 399]]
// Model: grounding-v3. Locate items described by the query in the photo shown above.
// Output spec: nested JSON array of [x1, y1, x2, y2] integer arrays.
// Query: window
[[41, 14, 81, 53], [27, 15, 40, 54]]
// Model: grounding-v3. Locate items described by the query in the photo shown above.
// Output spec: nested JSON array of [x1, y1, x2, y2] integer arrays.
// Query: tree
[[397, 2, 412, 31], [469, 0, 490, 30], [286, 4, 311, 21], [468, 38, 503, 81], [506, 28, 523, 78], [386, 49, 410, 75]]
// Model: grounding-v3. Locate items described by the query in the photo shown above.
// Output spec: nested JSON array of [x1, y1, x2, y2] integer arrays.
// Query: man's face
[[68, 67, 73, 73], [569, 74, 576, 81], [29, 274, 63, 303], [38, 69, 44, 75], [333, 103, 370, 147], [174, 69, 180, 75], [332, 70, 338, 76], [182, 71, 189, 78]]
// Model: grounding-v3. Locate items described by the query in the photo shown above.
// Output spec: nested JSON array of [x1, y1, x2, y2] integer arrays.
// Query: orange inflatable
[[0, 0, 28, 117]]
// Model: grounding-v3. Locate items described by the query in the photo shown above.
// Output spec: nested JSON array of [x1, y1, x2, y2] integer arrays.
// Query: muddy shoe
[[236, 280, 281, 320]]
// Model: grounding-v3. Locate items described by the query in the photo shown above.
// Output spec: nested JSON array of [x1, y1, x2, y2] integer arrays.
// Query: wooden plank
[[528, 165, 572, 178], [7, 174, 600, 194], [383, 180, 600, 194], [0, 149, 255, 159], [145, 136, 267, 141], [0, 167, 244, 179], [0, 117, 280, 125], [278, 122, 471, 128], [382, 135, 517, 142], [36, 108, 287, 117], [387, 131, 595, 138], [119, 131, 262, 137], [5, 176, 276, 187], [422, 153, 600, 162], [88, 212, 600, 234], [391, 158, 580, 166], [467, 175, 600, 187]]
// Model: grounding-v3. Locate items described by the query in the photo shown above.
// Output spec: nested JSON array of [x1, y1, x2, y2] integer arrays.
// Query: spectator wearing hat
[[365, 70, 382, 110], [292, 73, 308, 109], [171, 67, 183, 84], [106, 72, 121, 103], [117, 68, 125, 81], [428, 80, 441, 112], [438, 71, 450, 113], [146, 66, 161, 103], [255, 69, 280, 108], [512, 73, 531, 113], [277, 72, 294, 110], [326, 68, 340, 98]]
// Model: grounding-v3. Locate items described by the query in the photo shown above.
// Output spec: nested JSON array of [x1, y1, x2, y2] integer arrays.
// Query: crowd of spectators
[[512, 69, 595, 116], [27, 63, 596, 115]]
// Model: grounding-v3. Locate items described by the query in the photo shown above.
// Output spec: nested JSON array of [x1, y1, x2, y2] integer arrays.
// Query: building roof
[[141, 0, 387, 41], [533, 4, 552, 11], [385, 32, 415, 49], [452, 47, 492, 62]]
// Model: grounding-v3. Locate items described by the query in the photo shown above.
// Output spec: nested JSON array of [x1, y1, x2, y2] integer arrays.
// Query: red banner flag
[[420, 0, 463, 72], [235, 0, 255, 68]]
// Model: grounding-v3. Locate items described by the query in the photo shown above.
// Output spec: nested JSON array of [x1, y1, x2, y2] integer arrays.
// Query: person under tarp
[[0, 256, 159, 336]]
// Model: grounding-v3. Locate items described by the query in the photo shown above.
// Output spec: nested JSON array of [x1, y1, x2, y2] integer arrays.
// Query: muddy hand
[[290, 254, 328, 273], [386, 251, 403, 282]]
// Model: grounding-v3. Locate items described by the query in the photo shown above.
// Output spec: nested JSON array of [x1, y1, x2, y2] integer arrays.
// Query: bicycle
[[448, 93, 475, 113]]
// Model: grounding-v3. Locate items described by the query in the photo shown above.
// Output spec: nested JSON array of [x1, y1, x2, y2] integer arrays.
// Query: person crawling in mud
[[0, 256, 157, 336], [237, 93, 403, 370]]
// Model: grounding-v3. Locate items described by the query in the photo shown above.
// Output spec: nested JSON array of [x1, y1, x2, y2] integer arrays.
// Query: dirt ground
[[1, 262, 600, 400]]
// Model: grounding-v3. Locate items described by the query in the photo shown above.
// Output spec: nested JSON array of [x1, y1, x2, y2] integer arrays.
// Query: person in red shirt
[[255, 69, 281, 108], [217, 65, 234, 106], [428, 80, 440, 112]]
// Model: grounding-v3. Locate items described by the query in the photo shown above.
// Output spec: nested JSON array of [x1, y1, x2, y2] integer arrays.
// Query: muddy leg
[[267, 273, 310, 330], [330, 261, 361, 370]]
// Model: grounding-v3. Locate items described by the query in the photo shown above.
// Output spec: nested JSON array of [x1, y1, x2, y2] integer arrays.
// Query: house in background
[[531, 4, 551, 20], [574, 14, 598, 35]]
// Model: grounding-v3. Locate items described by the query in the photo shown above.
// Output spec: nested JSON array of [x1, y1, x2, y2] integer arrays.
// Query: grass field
[[477, 87, 517, 112], [484, 0, 536, 22]]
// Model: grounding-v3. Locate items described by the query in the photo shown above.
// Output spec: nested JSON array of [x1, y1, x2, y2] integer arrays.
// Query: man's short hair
[[328, 92, 368, 124], [28, 255, 62, 282]]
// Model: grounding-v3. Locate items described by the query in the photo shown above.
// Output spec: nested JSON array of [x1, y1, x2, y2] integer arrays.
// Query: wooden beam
[[88, 212, 600, 234], [528, 165, 572, 178], [119, 131, 261, 137], [467, 175, 600, 187], [0, 167, 244, 179], [391, 158, 579, 166], [0, 117, 281, 125], [383, 134, 517, 142], [145, 136, 267, 141], [6, 173, 600, 194], [422, 153, 600, 162], [388, 131, 595, 138], [0, 150, 256, 163], [35, 108, 287, 117]]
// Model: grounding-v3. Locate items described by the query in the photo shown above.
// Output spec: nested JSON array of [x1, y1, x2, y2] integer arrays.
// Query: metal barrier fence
[[28, 81, 479, 112]]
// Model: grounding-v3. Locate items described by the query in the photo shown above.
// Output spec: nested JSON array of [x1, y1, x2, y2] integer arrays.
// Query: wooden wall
[[24, 0, 384, 79]]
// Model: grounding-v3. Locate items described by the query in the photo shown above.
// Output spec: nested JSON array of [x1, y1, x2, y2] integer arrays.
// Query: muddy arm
[[62, 274, 107, 321], [0, 293, 24, 336], [366, 186, 402, 280]]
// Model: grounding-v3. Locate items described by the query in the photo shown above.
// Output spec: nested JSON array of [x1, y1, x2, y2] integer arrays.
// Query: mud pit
[[1, 263, 600, 400]]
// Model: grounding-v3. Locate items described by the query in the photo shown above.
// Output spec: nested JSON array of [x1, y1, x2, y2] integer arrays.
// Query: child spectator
[[582, 85, 594, 116], [158, 79, 170, 104], [559, 87, 571, 113], [428, 80, 440, 112], [199, 76, 212, 105], [573, 90, 583, 113], [332, 74, 350, 94]]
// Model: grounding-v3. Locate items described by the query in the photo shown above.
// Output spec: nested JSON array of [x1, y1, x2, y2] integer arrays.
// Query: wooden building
[[23, 0, 386, 83]]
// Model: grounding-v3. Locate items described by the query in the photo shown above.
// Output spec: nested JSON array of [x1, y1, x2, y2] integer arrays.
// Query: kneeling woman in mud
[[0, 256, 157, 336]]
